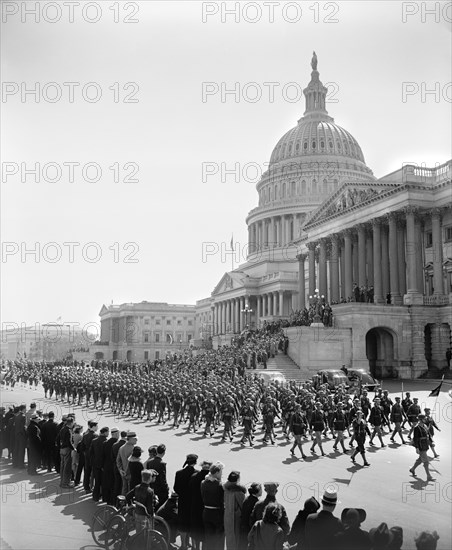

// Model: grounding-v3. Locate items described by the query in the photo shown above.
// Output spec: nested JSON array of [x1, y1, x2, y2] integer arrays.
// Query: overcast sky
[[1, 0, 451, 332]]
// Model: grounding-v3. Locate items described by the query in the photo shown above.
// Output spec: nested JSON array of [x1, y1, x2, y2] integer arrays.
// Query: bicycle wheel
[[153, 516, 170, 544], [91, 505, 118, 547], [125, 529, 167, 550], [105, 515, 127, 550]]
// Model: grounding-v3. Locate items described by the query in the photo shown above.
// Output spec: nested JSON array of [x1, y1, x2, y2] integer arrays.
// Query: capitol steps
[[255, 352, 304, 382]]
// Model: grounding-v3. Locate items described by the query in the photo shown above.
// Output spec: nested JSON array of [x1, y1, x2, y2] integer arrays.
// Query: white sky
[[1, 0, 451, 330]]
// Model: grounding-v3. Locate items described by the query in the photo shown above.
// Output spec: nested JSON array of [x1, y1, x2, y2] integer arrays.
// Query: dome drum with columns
[[246, 53, 375, 257]]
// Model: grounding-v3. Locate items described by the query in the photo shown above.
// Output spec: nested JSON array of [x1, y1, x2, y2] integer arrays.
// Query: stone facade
[[97, 302, 196, 362], [199, 54, 452, 379]]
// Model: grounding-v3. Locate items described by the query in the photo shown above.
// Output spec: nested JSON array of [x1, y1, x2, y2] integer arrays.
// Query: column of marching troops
[[0, 327, 444, 550]]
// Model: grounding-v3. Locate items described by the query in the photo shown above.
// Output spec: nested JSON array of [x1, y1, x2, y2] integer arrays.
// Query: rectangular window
[[144, 333, 149, 343], [155, 333, 160, 343], [155, 351, 160, 360], [144, 351, 149, 360], [188, 320, 193, 326], [144, 319, 150, 325], [188, 334, 192, 341], [156, 319, 161, 326], [166, 320, 171, 326], [177, 320, 182, 325], [426, 232, 433, 248], [166, 333, 172, 343], [445, 226, 452, 243]]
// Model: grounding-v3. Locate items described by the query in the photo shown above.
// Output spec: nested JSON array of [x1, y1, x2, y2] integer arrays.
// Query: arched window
[[291, 181, 295, 196], [301, 180, 306, 194], [312, 179, 317, 193], [282, 182, 286, 197], [323, 179, 328, 193]]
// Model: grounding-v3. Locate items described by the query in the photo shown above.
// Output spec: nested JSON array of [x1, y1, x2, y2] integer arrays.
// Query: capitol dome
[[246, 53, 376, 257], [270, 120, 366, 165]]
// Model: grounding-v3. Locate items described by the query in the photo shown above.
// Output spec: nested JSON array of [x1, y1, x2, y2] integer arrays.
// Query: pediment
[[99, 304, 109, 316], [304, 181, 398, 228], [212, 272, 244, 296]]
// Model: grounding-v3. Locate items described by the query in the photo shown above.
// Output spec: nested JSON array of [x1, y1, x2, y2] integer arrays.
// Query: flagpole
[[231, 233, 234, 272]]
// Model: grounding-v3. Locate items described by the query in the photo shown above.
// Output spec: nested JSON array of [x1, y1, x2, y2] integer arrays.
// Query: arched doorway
[[126, 350, 132, 362], [366, 327, 396, 378], [94, 352, 104, 360], [112, 350, 118, 361]]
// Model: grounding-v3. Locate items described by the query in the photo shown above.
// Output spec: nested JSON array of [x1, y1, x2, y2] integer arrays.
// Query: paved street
[[1, 380, 451, 550]]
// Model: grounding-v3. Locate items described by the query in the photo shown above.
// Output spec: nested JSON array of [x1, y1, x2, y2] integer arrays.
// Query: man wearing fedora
[[409, 414, 434, 482], [304, 489, 343, 550]]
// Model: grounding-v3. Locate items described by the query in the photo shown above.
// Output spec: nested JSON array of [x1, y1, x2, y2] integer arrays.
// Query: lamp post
[[241, 304, 253, 330], [309, 288, 324, 324]]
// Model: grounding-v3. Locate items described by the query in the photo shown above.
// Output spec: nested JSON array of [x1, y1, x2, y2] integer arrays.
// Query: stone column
[[343, 229, 353, 300], [388, 212, 402, 305], [282, 215, 287, 245], [241, 297, 246, 331], [405, 207, 421, 296], [372, 219, 384, 304], [366, 227, 374, 286], [330, 235, 340, 303], [415, 216, 424, 294], [273, 292, 278, 317], [339, 240, 345, 300], [279, 291, 284, 317], [293, 214, 297, 241], [397, 220, 406, 296], [319, 238, 328, 301], [431, 208, 444, 295], [352, 233, 359, 286], [213, 304, 217, 335], [256, 296, 261, 327], [248, 225, 252, 254], [226, 300, 231, 332], [381, 223, 390, 299], [271, 217, 277, 247], [307, 242, 317, 297], [297, 253, 306, 309], [357, 224, 367, 287]]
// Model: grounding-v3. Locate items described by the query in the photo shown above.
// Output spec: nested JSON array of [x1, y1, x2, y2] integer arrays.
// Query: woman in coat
[[223, 471, 246, 550]]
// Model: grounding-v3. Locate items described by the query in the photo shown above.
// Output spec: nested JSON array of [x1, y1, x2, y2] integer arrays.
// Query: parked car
[[312, 369, 349, 391], [259, 371, 287, 386], [346, 368, 380, 392]]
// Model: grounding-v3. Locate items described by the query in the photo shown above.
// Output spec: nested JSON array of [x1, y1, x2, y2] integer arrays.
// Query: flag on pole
[[428, 377, 444, 397], [230, 234, 234, 271]]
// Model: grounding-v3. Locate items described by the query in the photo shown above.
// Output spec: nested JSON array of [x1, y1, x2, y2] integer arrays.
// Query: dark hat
[[183, 453, 198, 467], [227, 471, 240, 482], [30, 413, 40, 421], [341, 508, 367, 524], [369, 523, 394, 545], [100, 427, 109, 434], [321, 490, 339, 506]]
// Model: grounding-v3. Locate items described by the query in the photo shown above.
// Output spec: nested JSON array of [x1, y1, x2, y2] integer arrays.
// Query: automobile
[[346, 369, 380, 392], [258, 371, 287, 386], [313, 369, 349, 391]]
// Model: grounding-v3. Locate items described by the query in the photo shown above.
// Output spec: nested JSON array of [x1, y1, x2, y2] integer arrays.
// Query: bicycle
[[91, 496, 169, 549], [104, 498, 169, 550]]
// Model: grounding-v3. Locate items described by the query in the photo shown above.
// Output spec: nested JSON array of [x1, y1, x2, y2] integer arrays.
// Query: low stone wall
[[285, 326, 353, 376]]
